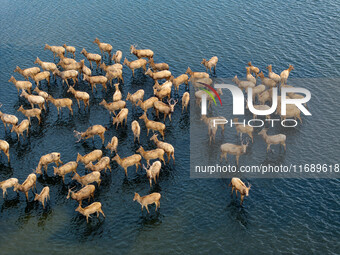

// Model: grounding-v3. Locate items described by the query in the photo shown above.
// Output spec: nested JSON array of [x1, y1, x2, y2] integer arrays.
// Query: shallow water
[[0, 0, 339, 254]]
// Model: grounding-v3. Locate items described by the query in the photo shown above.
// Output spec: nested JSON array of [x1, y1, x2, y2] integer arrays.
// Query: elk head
[[167, 98, 178, 112]]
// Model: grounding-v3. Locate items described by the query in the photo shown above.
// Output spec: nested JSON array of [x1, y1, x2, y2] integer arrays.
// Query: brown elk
[[74, 125, 107, 144], [229, 178, 251, 205]]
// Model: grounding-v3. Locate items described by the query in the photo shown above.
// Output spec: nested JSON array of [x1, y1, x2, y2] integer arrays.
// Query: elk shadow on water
[[227, 200, 249, 228]]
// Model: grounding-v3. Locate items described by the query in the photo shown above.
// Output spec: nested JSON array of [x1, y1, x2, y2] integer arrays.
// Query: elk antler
[[73, 130, 82, 142]]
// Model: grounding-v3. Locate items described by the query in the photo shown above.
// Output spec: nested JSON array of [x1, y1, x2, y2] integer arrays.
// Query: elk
[[266, 65, 281, 84], [0, 140, 10, 162], [74, 125, 107, 144], [220, 141, 249, 166], [8, 76, 32, 94], [80, 48, 101, 69], [33, 87, 49, 102], [258, 89, 272, 105], [145, 69, 172, 81], [17, 106, 41, 124], [34, 186, 50, 209], [35, 152, 63, 175], [139, 112, 166, 140], [232, 118, 254, 143], [20, 90, 45, 110], [82, 62, 92, 77], [247, 61, 260, 76], [232, 75, 255, 91], [75, 202, 105, 223], [53, 69, 78, 87], [194, 88, 223, 108], [86, 156, 111, 173], [47, 96, 73, 115], [150, 134, 175, 163], [44, 44, 65, 60], [258, 71, 276, 88], [148, 58, 169, 71], [58, 53, 77, 65], [136, 146, 165, 165], [123, 58, 147, 77], [112, 153, 142, 177], [67, 185, 95, 205], [201, 56, 218, 73], [0, 178, 18, 198], [112, 108, 129, 129], [170, 74, 189, 92], [126, 89, 145, 107], [106, 69, 124, 85], [153, 98, 177, 122], [153, 85, 172, 101], [280, 64, 294, 85], [100, 62, 123, 72], [106, 136, 118, 154], [278, 104, 302, 123], [72, 172, 101, 187], [182, 92, 190, 112], [113, 83, 122, 102], [133, 192, 161, 213], [246, 66, 256, 84], [201, 115, 226, 135], [258, 128, 286, 152], [63, 44, 76, 58], [93, 38, 112, 58], [130, 45, 154, 59], [83, 74, 108, 92], [11, 119, 29, 140], [53, 161, 78, 183], [77, 150, 103, 165], [112, 50, 123, 63], [34, 57, 57, 73], [249, 84, 266, 101], [143, 161, 162, 187], [0, 104, 19, 129], [185, 67, 209, 80], [99, 99, 126, 115], [58, 60, 83, 73], [14, 173, 37, 200], [246, 102, 271, 119], [67, 86, 90, 110], [137, 97, 159, 113], [131, 120, 140, 143], [229, 178, 251, 205], [14, 66, 40, 81]]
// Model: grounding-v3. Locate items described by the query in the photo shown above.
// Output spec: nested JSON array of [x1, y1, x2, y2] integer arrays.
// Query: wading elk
[[139, 113, 165, 140], [133, 192, 161, 213], [258, 128, 286, 152], [14, 66, 40, 81], [11, 119, 29, 140], [0, 178, 18, 198], [99, 99, 126, 115], [153, 99, 177, 122], [67, 86, 90, 110], [148, 58, 169, 71], [150, 134, 175, 163], [112, 153, 142, 177], [75, 202, 105, 223], [74, 125, 107, 144], [130, 45, 154, 59], [145, 69, 172, 81], [143, 161, 162, 187], [106, 136, 118, 154], [34, 186, 50, 209], [220, 141, 249, 166], [77, 150, 103, 165], [0, 104, 18, 129], [17, 106, 41, 124], [14, 173, 37, 200], [44, 44, 65, 60], [93, 38, 112, 58], [8, 76, 32, 94], [136, 146, 165, 165], [229, 177, 251, 205], [123, 58, 147, 77], [35, 152, 63, 175], [85, 157, 111, 173], [201, 56, 218, 73], [53, 161, 78, 183], [80, 48, 101, 69], [72, 172, 101, 187], [112, 108, 129, 129], [67, 184, 95, 205]]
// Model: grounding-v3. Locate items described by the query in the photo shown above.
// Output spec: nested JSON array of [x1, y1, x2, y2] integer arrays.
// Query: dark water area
[[0, 0, 339, 254]]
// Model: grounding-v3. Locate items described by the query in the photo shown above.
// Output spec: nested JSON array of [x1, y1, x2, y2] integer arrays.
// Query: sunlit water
[[0, 0, 339, 254]]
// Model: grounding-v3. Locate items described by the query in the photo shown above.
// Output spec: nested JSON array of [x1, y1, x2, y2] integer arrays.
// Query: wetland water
[[0, 0, 339, 254]]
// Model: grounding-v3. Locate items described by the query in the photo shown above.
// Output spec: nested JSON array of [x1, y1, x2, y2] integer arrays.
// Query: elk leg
[[124, 168, 128, 177], [145, 205, 150, 214], [100, 209, 105, 218]]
